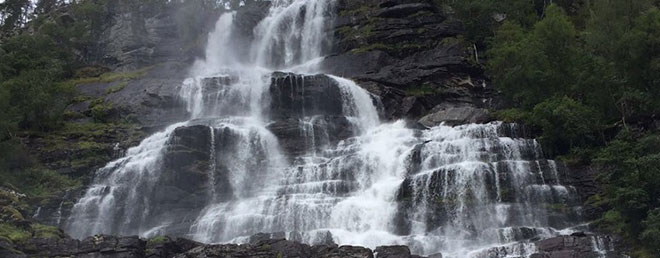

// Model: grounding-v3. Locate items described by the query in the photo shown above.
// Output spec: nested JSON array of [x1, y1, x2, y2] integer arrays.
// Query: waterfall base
[[7, 232, 626, 258]]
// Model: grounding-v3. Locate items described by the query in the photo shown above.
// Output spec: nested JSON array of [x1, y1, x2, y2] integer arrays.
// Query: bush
[[530, 96, 600, 155]]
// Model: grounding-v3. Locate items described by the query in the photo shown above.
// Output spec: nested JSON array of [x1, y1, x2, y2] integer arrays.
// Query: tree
[[642, 209, 660, 253], [0, 0, 32, 36], [35, 0, 64, 15], [436, 0, 537, 46], [488, 4, 578, 108], [620, 8, 660, 104], [531, 96, 600, 154]]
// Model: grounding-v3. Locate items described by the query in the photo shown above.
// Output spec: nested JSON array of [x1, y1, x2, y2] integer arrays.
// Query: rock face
[[21, 1, 622, 258], [530, 234, 626, 258], [2, 234, 378, 258], [267, 72, 363, 156], [417, 102, 490, 127], [27, 2, 221, 226], [2, 232, 628, 258], [91, 1, 218, 71], [269, 72, 346, 120], [73, 1, 222, 129], [323, 0, 495, 121]]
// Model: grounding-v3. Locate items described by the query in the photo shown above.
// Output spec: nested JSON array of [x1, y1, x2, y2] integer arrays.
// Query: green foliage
[[147, 236, 170, 245], [90, 100, 115, 123], [488, 5, 578, 108], [592, 131, 660, 253], [641, 209, 660, 253], [0, 0, 31, 36], [67, 66, 152, 88], [30, 224, 64, 239], [0, 167, 80, 199], [530, 97, 600, 155], [485, 2, 660, 253], [0, 223, 30, 244], [435, 0, 538, 45], [405, 84, 437, 96], [106, 81, 128, 94], [492, 108, 530, 123]]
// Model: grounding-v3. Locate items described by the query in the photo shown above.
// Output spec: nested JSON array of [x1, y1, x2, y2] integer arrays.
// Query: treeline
[[441, 0, 660, 256]]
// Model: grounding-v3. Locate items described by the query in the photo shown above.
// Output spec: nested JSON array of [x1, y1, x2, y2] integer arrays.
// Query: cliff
[[0, 1, 623, 257]]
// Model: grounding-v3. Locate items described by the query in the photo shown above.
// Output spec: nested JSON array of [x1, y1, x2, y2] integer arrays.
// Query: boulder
[[417, 103, 490, 127], [374, 245, 412, 258], [531, 235, 627, 258]]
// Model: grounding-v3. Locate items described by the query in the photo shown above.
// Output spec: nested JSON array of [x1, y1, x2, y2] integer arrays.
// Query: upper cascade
[[64, 1, 612, 257]]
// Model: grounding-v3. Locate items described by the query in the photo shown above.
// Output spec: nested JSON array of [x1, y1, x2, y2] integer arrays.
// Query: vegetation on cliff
[[0, 0, 659, 256], [0, 0, 223, 249], [440, 0, 660, 256]]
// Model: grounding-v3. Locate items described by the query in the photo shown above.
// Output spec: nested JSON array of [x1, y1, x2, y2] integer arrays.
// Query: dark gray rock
[[20, 235, 145, 258], [417, 102, 490, 127], [268, 72, 346, 120], [91, 1, 220, 71], [531, 235, 627, 258], [376, 3, 435, 18], [324, 0, 496, 122], [374, 245, 412, 258], [268, 116, 354, 157], [314, 245, 375, 258]]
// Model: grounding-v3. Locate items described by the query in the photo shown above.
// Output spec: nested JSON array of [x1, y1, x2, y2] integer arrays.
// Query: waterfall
[[65, 1, 589, 257]]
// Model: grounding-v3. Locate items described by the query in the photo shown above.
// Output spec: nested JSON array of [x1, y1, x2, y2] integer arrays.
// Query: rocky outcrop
[[73, 0, 223, 128], [25, 2, 222, 226], [417, 102, 490, 127], [2, 233, 415, 258], [530, 234, 626, 258], [268, 116, 354, 157], [560, 166, 603, 221], [2, 232, 628, 258], [267, 72, 359, 156], [323, 0, 496, 121], [90, 1, 219, 71], [268, 73, 346, 120]]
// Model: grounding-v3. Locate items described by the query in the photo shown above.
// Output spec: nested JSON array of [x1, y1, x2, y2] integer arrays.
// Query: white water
[[66, 1, 597, 257]]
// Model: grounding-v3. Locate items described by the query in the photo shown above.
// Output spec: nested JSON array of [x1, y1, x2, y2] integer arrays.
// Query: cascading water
[[66, 1, 599, 257]]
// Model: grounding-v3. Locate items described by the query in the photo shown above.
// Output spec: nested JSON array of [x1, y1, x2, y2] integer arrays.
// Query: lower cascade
[[63, 1, 616, 257]]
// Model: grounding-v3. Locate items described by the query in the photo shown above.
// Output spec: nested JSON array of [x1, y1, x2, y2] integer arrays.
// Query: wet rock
[[142, 125, 234, 236], [531, 234, 627, 258], [374, 245, 412, 258], [268, 116, 354, 157], [314, 245, 375, 258], [250, 232, 278, 244], [269, 72, 345, 120], [325, 0, 496, 122], [417, 103, 490, 127], [20, 235, 146, 258]]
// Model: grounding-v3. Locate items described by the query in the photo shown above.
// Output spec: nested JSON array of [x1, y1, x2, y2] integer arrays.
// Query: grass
[[0, 223, 30, 244], [106, 81, 128, 94], [492, 108, 530, 123], [351, 43, 392, 54], [405, 84, 437, 96], [1, 169, 81, 199], [65, 65, 154, 89], [147, 236, 170, 245], [351, 42, 426, 55], [30, 224, 63, 239]]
